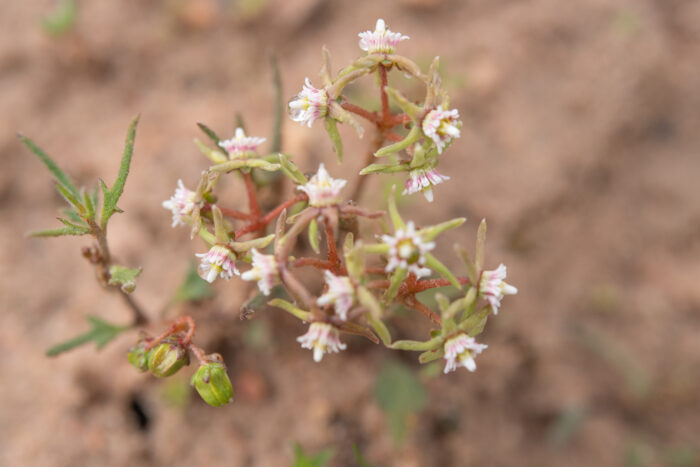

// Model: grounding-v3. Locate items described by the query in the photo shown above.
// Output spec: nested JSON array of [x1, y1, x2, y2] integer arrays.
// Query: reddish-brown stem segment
[[216, 205, 255, 221], [341, 102, 380, 124], [323, 218, 341, 274], [366, 277, 472, 295], [235, 194, 308, 239], [187, 343, 208, 365], [242, 172, 261, 218], [145, 316, 195, 350], [405, 296, 442, 326], [379, 65, 391, 124]]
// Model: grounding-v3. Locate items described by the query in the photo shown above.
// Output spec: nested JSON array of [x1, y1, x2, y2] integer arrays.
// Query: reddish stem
[[324, 218, 341, 274], [405, 296, 442, 326], [217, 205, 255, 221], [242, 172, 261, 218], [235, 194, 308, 239], [379, 65, 391, 124], [187, 343, 208, 365], [145, 316, 195, 350], [293, 257, 334, 270], [341, 102, 380, 124]]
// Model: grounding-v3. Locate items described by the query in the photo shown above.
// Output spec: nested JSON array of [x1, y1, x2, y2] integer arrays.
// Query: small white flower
[[218, 127, 266, 158], [317, 270, 355, 321], [358, 19, 409, 55], [297, 322, 347, 362], [479, 264, 517, 314], [196, 245, 238, 283], [381, 221, 435, 278], [297, 163, 347, 207], [240, 248, 279, 296], [422, 106, 462, 154], [288, 78, 328, 128], [403, 168, 450, 202], [162, 180, 197, 228], [443, 333, 488, 374]]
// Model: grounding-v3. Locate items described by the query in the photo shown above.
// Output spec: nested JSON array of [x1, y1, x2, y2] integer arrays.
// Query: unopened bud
[[147, 338, 189, 377], [191, 355, 234, 407], [127, 340, 151, 372]]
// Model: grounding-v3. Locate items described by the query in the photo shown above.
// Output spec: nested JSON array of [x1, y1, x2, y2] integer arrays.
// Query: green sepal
[[19, 133, 80, 198], [191, 361, 234, 407], [374, 126, 421, 158], [268, 298, 312, 322], [197, 122, 222, 146], [308, 218, 321, 254], [475, 218, 487, 271], [324, 118, 343, 161], [279, 153, 308, 185], [391, 336, 442, 352], [418, 347, 445, 364], [424, 252, 461, 290], [194, 138, 227, 164], [421, 217, 466, 242], [100, 116, 139, 229], [108, 264, 142, 293], [383, 267, 407, 303], [46, 316, 127, 356]]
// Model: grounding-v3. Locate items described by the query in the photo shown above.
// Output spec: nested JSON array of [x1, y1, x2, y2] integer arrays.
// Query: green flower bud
[[127, 340, 151, 372], [147, 339, 189, 377], [191, 358, 234, 407]]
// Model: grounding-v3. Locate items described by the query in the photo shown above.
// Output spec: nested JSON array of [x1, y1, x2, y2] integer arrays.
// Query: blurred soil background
[[2, 0, 700, 466]]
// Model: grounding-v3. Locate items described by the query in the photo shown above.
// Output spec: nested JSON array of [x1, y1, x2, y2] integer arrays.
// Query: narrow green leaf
[[19, 134, 79, 197], [46, 316, 127, 356], [425, 252, 461, 290], [374, 125, 420, 158], [279, 154, 308, 185], [268, 298, 312, 322], [359, 162, 407, 175], [100, 116, 139, 229], [108, 264, 142, 293], [55, 182, 85, 212], [194, 138, 228, 164], [421, 217, 466, 242], [62, 208, 86, 225], [475, 218, 487, 271], [391, 336, 442, 351], [366, 313, 391, 346], [28, 224, 90, 237], [173, 261, 213, 302], [383, 267, 407, 303], [83, 187, 95, 220], [455, 244, 478, 284], [197, 122, 222, 146], [211, 205, 230, 243], [308, 218, 320, 254], [363, 243, 390, 255], [324, 118, 343, 161], [384, 86, 422, 121], [387, 186, 405, 230]]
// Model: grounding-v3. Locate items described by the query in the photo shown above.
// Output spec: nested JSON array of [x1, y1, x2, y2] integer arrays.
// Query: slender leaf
[[425, 252, 462, 290], [308, 218, 320, 254], [46, 316, 127, 356], [19, 134, 79, 197], [197, 122, 222, 146], [100, 116, 139, 229], [475, 218, 487, 271], [324, 118, 343, 161]]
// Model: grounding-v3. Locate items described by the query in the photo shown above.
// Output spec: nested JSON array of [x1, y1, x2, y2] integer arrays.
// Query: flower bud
[[191, 358, 234, 407], [127, 340, 151, 372], [147, 339, 189, 377]]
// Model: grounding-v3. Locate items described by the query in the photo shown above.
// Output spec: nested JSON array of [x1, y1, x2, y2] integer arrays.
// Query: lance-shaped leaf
[[194, 138, 228, 164], [420, 217, 466, 242], [475, 218, 487, 271], [100, 116, 139, 229], [384, 86, 423, 122], [19, 133, 80, 198], [209, 158, 280, 173], [455, 244, 478, 284], [359, 161, 408, 175], [384, 267, 407, 303], [197, 122, 222, 146], [418, 347, 444, 364], [424, 252, 461, 290], [279, 154, 307, 185], [363, 243, 390, 255], [83, 187, 96, 220], [324, 118, 343, 161], [268, 298, 312, 322], [308, 218, 321, 254], [108, 264, 142, 293], [374, 126, 421, 158], [55, 182, 85, 214], [389, 55, 425, 80], [320, 45, 333, 87], [29, 222, 91, 237], [391, 336, 442, 352], [329, 67, 372, 98], [459, 306, 490, 337], [232, 234, 275, 254], [211, 205, 230, 243], [46, 316, 128, 356], [387, 186, 406, 230]]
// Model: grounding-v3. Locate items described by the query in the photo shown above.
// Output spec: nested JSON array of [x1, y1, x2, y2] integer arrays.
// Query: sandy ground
[[2, 0, 700, 465]]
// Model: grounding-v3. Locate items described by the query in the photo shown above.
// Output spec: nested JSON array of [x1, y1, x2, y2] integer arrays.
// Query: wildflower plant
[[23, 19, 517, 407]]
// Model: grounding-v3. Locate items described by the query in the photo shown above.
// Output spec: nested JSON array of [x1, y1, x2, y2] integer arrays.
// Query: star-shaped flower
[[196, 245, 239, 283], [403, 168, 450, 202], [422, 106, 462, 154], [297, 322, 347, 362], [240, 248, 279, 296], [443, 333, 488, 373], [382, 221, 435, 278], [218, 127, 266, 159], [288, 78, 329, 128], [162, 180, 198, 228], [479, 264, 517, 314], [358, 19, 409, 55], [297, 163, 347, 208]]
